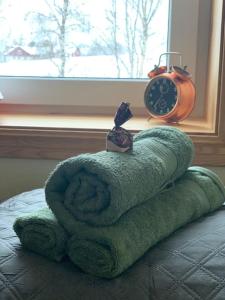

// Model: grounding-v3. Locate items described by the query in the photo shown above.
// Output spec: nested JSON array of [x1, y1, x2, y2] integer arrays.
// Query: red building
[[5, 47, 35, 60]]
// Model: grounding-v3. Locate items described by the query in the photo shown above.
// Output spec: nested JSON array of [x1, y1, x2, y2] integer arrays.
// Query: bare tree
[[106, 0, 121, 77], [0, 1, 13, 56], [137, 0, 162, 77], [27, 0, 90, 77], [105, 0, 161, 78]]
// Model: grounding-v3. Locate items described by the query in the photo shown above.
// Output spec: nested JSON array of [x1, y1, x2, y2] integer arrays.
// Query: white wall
[[0, 157, 225, 202]]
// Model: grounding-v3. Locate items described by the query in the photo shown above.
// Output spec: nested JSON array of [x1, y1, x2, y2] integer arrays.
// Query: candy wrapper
[[106, 102, 133, 152]]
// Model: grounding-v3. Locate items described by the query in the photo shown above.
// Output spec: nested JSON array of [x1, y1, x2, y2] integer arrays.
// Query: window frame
[[0, 0, 224, 166], [0, 0, 209, 117]]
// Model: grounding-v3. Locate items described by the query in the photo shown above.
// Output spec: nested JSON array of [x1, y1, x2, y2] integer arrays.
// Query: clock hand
[[154, 97, 163, 110], [159, 84, 164, 94], [160, 83, 169, 94], [154, 86, 165, 109]]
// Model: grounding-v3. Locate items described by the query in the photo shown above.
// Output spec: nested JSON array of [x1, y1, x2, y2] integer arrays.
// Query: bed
[[1, 189, 225, 300]]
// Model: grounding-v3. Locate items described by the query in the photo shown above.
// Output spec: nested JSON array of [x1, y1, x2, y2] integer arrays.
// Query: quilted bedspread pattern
[[1, 189, 225, 300]]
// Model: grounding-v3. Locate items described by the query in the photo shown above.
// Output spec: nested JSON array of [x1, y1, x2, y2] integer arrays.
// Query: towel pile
[[13, 126, 225, 278]]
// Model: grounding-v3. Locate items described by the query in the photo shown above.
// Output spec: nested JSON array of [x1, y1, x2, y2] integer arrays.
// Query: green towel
[[45, 126, 194, 226], [13, 208, 68, 262], [67, 167, 225, 278]]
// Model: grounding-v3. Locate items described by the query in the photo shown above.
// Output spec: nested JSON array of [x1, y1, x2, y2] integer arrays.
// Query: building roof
[[6, 46, 37, 57]]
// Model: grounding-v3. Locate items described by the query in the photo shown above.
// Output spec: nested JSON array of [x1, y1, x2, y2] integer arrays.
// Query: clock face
[[144, 77, 178, 116]]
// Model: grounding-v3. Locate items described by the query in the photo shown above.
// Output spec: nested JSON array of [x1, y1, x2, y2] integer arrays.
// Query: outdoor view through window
[[0, 0, 169, 79]]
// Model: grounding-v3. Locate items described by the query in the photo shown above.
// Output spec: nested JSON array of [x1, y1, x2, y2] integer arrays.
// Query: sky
[[0, 0, 169, 44], [0, 0, 110, 40]]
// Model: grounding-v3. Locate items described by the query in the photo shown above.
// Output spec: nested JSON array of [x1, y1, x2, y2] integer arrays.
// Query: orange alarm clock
[[144, 52, 196, 123]]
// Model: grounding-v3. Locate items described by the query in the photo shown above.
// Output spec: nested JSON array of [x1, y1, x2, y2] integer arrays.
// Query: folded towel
[[67, 167, 225, 278], [13, 208, 68, 262], [45, 126, 194, 226]]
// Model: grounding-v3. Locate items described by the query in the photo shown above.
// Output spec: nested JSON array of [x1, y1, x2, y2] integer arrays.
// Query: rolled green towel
[[13, 208, 68, 262], [67, 167, 225, 278], [45, 126, 194, 226]]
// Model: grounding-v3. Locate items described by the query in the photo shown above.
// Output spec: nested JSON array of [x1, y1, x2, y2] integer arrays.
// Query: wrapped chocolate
[[106, 102, 133, 152]]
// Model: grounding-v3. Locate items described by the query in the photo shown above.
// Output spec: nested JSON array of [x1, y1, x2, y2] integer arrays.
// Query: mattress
[[1, 189, 225, 300]]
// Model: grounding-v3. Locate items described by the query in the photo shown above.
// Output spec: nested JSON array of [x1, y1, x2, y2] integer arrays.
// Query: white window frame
[[0, 0, 210, 117]]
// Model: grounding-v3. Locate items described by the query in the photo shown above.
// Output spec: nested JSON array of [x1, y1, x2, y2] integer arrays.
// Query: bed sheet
[[1, 189, 225, 300]]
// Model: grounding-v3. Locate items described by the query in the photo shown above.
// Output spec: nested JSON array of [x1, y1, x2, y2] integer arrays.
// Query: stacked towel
[[13, 208, 68, 261], [67, 167, 225, 278], [45, 126, 194, 226], [13, 126, 225, 278]]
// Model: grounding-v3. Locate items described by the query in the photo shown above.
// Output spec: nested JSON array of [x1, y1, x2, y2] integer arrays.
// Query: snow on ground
[[0, 54, 158, 79]]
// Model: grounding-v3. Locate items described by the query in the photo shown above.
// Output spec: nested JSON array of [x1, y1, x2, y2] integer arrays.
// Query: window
[[0, 0, 209, 116], [0, 0, 169, 79]]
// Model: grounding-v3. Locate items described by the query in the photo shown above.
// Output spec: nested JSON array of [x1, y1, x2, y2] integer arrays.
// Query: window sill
[[0, 108, 224, 166], [0, 110, 214, 132]]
